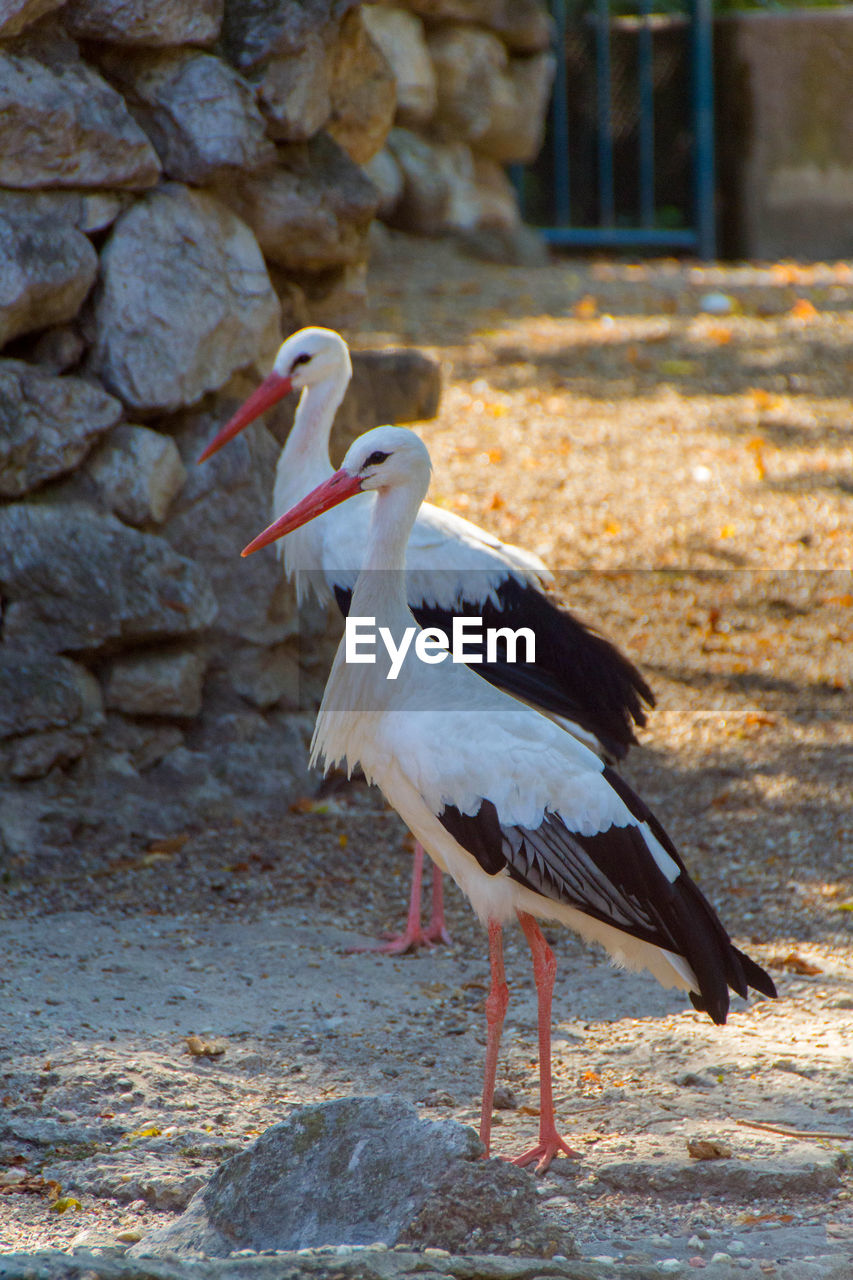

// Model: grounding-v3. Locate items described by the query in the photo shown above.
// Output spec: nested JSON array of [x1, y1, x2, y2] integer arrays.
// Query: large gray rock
[[385, 128, 451, 234], [0, 188, 131, 235], [213, 133, 378, 272], [0, 503, 218, 654], [98, 48, 275, 185], [131, 1096, 573, 1258], [161, 392, 296, 647], [0, 0, 64, 40], [0, 360, 123, 498], [221, 0, 358, 72], [475, 50, 556, 164], [253, 36, 332, 143], [87, 423, 187, 526], [28, 325, 87, 375], [228, 642, 301, 709], [0, 206, 97, 347], [90, 184, 281, 415], [362, 5, 436, 127], [324, 7, 395, 165], [105, 648, 207, 717], [331, 347, 442, 459], [63, 0, 223, 47], [0, 26, 160, 190], [426, 25, 515, 148], [0, 209, 96, 350], [362, 147, 404, 220], [0, 654, 104, 781], [0, 655, 102, 741]]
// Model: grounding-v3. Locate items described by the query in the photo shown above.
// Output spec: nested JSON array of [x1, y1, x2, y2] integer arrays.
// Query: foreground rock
[[3, 1246, 852, 1280], [130, 1096, 575, 1258]]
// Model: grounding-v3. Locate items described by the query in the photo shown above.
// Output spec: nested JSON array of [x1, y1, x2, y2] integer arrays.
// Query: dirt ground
[[1, 235, 851, 1272]]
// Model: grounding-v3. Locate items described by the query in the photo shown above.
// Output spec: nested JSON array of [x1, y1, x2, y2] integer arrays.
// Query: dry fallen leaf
[[185, 1035, 227, 1059], [747, 437, 767, 479], [687, 1138, 733, 1161], [789, 297, 819, 321], [572, 294, 598, 319], [146, 834, 189, 856], [658, 358, 698, 377], [288, 797, 329, 815], [768, 952, 823, 976], [127, 1125, 162, 1141], [743, 712, 777, 729], [706, 323, 733, 345], [49, 1195, 81, 1214]]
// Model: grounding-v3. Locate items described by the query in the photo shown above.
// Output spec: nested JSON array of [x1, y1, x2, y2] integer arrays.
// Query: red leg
[[512, 911, 582, 1172], [479, 919, 509, 1158], [348, 841, 433, 955], [423, 862, 452, 946]]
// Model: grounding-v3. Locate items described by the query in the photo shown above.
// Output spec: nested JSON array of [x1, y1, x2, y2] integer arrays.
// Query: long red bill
[[198, 371, 293, 463], [241, 468, 363, 557]]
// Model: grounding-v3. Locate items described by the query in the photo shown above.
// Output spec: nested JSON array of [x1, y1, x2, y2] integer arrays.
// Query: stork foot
[[422, 918, 452, 946], [347, 925, 435, 955], [511, 1133, 582, 1174]]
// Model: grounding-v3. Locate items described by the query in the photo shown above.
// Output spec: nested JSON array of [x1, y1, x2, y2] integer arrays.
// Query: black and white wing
[[328, 501, 654, 761], [438, 765, 776, 1026]]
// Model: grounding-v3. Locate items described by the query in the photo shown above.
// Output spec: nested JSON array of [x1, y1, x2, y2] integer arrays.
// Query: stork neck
[[277, 371, 348, 493], [350, 478, 426, 622]]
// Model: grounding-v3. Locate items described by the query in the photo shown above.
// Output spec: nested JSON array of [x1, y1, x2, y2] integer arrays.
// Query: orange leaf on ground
[[789, 297, 819, 321], [147, 834, 189, 856], [572, 295, 598, 318], [768, 952, 823, 976], [687, 1138, 733, 1161]]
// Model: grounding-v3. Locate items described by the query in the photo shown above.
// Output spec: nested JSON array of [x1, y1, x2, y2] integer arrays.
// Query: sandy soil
[[1, 236, 851, 1272]]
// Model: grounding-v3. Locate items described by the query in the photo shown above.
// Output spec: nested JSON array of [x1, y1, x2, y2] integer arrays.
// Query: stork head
[[271, 326, 352, 391], [242, 426, 431, 557], [198, 327, 352, 463]]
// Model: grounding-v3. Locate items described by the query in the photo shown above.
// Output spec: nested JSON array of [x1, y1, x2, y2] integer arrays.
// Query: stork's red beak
[[241, 468, 363, 557], [198, 371, 293, 463]]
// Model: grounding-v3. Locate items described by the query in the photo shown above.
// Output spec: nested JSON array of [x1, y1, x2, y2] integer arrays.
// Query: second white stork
[[200, 327, 653, 951], [241, 426, 777, 1172]]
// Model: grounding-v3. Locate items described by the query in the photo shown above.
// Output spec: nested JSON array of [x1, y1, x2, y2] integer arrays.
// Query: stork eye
[[364, 450, 390, 467], [290, 352, 311, 371]]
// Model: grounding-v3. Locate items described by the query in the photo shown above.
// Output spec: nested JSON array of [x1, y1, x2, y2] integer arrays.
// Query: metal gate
[[514, 0, 715, 258]]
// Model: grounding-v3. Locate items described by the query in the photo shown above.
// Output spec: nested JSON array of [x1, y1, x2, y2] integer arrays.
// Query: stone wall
[[0, 0, 552, 860], [363, 0, 554, 254]]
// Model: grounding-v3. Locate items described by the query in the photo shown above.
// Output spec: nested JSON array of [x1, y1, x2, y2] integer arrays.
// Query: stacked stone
[[0, 0, 446, 849], [362, 0, 555, 248]]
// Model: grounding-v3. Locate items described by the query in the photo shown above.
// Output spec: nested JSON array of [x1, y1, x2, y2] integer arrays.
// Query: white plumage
[[242, 425, 777, 1171], [201, 328, 654, 951]]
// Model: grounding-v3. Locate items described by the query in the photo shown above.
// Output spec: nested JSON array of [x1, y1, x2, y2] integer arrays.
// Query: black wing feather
[[437, 795, 776, 1025]]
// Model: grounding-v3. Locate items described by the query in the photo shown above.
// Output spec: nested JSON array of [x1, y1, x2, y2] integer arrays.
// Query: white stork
[[201, 328, 653, 952], [241, 426, 777, 1172]]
